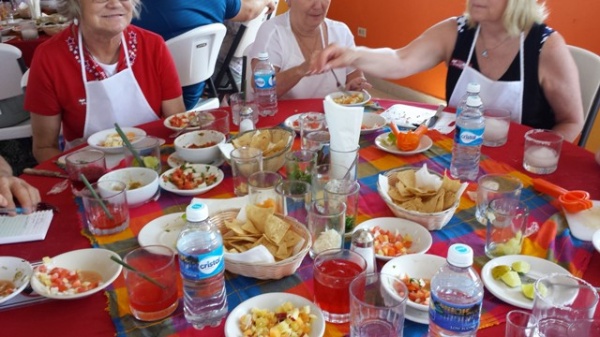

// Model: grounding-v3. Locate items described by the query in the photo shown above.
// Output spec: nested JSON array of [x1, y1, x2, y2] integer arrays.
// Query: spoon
[[532, 179, 592, 213]]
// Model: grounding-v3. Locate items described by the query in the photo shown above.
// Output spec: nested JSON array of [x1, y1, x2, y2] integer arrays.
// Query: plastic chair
[[166, 23, 226, 111], [0, 44, 31, 141], [215, 4, 277, 97], [568, 45, 600, 147]]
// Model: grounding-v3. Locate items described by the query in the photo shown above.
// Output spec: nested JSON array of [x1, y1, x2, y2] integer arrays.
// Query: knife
[[426, 104, 446, 128]]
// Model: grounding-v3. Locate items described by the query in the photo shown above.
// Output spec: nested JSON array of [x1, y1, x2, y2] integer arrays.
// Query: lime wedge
[[491, 265, 511, 280], [511, 261, 531, 274], [522, 283, 535, 299], [500, 271, 522, 288], [536, 282, 549, 298], [142, 156, 160, 170]]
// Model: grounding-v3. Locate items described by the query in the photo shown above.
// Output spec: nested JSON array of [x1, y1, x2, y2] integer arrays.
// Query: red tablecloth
[[1, 98, 598, 337], [6, 33, 51, 67]]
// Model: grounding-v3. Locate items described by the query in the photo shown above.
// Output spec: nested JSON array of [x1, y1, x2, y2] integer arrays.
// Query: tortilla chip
[[264, 215, 290, 245], [250, 130, 271, 152], [241, 220, 260, 234], [246, 204, 275, 232], [224, 219, 246, 235], [252, 236, 279, 256], [275, 244, 290, 260], [441, 174, 462, 193], [395, 169, 416, 189], [443, 190, 458, 210], [281, 230, 303, 248], [232, 131, 254, 148]]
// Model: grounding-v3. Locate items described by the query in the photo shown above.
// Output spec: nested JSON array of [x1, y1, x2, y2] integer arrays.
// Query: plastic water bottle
[[176, 203, 227, 329], [253, 52, 278, 117], [455, 82, 482, 116], [428, 244, 483, 337], [450, 95, 484, 181]]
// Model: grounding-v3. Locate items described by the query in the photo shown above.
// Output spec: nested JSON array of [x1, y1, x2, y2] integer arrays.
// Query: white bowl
[[99, 167, 159, 207], [30, 248, 122, 300], [325, 90, 371, 106], [381, 254, 445, 311], [159, 164, 224, 196], [174, 130, 226, 164], [0, 257, 33, 304], [361, 112, 387, 134], [87, 127, 146, 154], [353, 217, 433, 260], [224, 293, 325, 337]]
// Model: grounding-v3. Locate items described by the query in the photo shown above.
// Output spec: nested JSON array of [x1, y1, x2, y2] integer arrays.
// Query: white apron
[[67, 30, 158, 149], [448, 26, 525, 123]]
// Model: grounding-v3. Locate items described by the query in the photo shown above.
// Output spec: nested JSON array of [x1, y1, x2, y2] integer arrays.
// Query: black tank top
[[446, 17, 556, 129]]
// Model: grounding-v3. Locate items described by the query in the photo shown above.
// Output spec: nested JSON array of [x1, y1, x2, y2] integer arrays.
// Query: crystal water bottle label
[[254, 73, 275, 89], [454, 126, 484, 146], [429, 292, 482, 332], [179, 245, 224, 280]]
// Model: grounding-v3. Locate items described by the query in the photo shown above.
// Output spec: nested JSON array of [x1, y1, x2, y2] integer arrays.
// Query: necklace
[[479, 33, 513, 58]]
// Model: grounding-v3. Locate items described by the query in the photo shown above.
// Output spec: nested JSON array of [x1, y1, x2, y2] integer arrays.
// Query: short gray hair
[[465, 0, 548, 36], [58, 0, 142, 21]]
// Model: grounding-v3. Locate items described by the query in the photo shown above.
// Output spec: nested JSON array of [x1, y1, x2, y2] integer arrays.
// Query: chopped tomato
[[163, 164, 219, 190], [369, 226, 413, 257], [400, 275, 431, 306]]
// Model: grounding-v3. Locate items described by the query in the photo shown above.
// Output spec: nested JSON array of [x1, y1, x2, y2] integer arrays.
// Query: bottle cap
[[351, 229, 374, 248], [466, 82, 480, 94], [258, 52, 269, 60], [447, 243, 473, 267], [186, 203, 209, 222], [466, 95, 482, 108]]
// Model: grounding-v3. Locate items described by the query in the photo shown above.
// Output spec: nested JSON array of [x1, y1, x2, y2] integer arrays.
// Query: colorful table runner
[[81, 129, 595, 337]]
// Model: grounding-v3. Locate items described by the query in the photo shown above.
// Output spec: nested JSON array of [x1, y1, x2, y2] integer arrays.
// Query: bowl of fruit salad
[[30, 248, 122, 300]]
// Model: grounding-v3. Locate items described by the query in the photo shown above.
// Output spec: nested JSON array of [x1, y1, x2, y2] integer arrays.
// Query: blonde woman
[[311, 0, 584, 142]]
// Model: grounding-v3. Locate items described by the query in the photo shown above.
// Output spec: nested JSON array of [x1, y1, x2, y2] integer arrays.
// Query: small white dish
[[360, 112, 387, 135], [564, 200, 600, 241], [0, 257, 33, 304], [137, 212, 185, 252], [375, 132, 433, 155], [283, 112, 325, 132], [381, 254, 445, 312], [224, 293, 325, 337], [163, 110, 216, 131], [325, 90, 371, 107], [593, 230, 600, 253], [353, 217, 432, 261], [159, 164, 224, 196], [405, 305, 429, 324], [29, 248, 122, 300], [87, 127, 146, 154], [481, 255, 570, 309], [98, 167, 159, 208], [174, 130, 226, 164]]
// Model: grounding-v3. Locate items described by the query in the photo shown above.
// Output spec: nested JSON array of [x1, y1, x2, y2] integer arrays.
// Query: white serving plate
[[0, 257, 33, 304], [87, 127, 146, 154], [353, 217, 432, 261], [224, 293, 325, 337], [564, 200, 600, 241], [481, 255, 570, 309], [283, 112, 325, 133], [29, 248, 122, 300], [159, 164, 224, 197], [137, 212, 185, 253], [375, 132, 433, 155]]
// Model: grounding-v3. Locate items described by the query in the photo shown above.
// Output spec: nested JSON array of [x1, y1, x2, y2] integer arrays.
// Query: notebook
[[0, 210, 54, 245]]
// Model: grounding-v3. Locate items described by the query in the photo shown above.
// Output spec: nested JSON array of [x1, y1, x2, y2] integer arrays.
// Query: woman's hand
[[0, 176, 41, 213], [346, 76, 372, 91], [309, 44, 356, 74]]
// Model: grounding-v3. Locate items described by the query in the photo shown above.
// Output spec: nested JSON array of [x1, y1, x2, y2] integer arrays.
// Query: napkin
[[224, 245, 276, 264], [323, 99, 363, 177]]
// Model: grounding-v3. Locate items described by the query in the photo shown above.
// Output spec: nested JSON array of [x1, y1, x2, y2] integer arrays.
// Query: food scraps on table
[[239, 301, 316, 337], [368, 226, 413, 257], [222, 205, 305, 261], [34, 258, 103, 295], [162, 164, 219, 190], [387, 168, 462, 213]]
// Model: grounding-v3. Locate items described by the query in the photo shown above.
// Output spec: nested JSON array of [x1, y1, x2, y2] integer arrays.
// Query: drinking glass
[[324, 179, 360, 234], [329, 145, 359, 181], [476, 173, 523, 224], [307, 198, 346, 258], [284, 150, 317, 184], [123, 136, 162, 174], [485, 198, 531, 258], [247, 171, 282, 207], [230, 146, 263, 196], [523, 129, 563, 174], [483, 108, 511, 147], [537, 317, 571, 337], [505, 310, 538, 337], [229, 92, 258, 126], [532, 273, 599, 323], [299, 112, 329, 164], [65, 149, 107, 196], [275, 180, 311, 225], [350, 273, 407, 337], [201, 109, 230, 139], [313, 248, 366, 323], [80, 180, 129, 236], [18, 20, 38, 40], [567, 318, 600, 336], [124, 245, 179, 321], [311, 163, 351, 200]]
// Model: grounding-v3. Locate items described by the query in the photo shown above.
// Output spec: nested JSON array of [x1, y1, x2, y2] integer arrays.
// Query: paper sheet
[[0, 210, 53, 245]]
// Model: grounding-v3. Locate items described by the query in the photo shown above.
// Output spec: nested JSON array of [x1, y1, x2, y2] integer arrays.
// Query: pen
[[0, 207, 33, 215]]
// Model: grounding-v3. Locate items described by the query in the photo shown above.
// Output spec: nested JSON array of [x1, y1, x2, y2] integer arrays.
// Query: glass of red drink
[[65, 149, 107, 195], [313, 248, 366, 323], [80, 180, 129, 236], [124, 245, 179, 321], [349, 273, 408, 337]]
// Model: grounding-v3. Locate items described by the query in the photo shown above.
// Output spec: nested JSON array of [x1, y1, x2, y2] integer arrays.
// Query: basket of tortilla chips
[[228, 127, 294, 172], [376, 165, 468, 231], [212, 205, 311, 280]]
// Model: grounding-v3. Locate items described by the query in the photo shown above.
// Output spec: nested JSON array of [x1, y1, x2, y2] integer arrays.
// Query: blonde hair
[[465, 0, 548, 36], [58, 0, 142, 21]]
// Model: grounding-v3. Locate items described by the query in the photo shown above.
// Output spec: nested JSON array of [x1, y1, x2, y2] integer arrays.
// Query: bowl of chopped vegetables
[[352, 217, 432, 260], [159, 163, 224, 196], [174, 130, 226, 164], [224, 292, 325, 337], [381, 253, 445, 311]]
